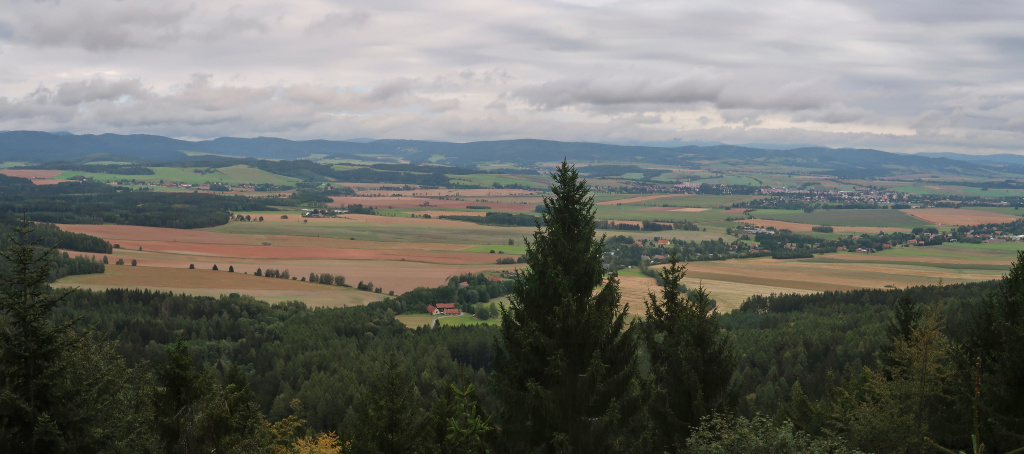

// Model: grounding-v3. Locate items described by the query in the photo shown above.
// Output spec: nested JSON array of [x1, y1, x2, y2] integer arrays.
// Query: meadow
[[55, 165, 301, 186]]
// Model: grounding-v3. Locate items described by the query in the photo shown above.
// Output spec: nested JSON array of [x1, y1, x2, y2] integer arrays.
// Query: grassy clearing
[[438, 315, 500, 326], [396, 314, 438, 328], [615, 268, 649, 278], [751, 208, 933, 229], [463, 245, 528, 254]]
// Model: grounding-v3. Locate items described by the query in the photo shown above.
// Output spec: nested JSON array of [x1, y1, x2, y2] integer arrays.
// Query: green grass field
[[57, 165, 301, 186], [396, 314, 438, 328], [751, 208, 933, 229], [463, 245, 528, 254], [877, 243, 1022, 261], [206, 218, 538, 244]]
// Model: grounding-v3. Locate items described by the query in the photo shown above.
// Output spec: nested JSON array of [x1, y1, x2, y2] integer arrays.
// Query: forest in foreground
[[1, 162, 1023, 454]]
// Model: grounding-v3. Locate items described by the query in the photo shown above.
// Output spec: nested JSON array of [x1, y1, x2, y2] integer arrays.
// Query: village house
[[428, 302, 461, 315]]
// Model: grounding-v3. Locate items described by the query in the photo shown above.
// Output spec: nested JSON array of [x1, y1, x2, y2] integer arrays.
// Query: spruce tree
[[350, 352, 423, 454], [642, 254, 736, 450], [493, 160, 638, 453], [0, 218, 78, 452], [0, 217, 155, 453], [970, 250, 1024, 450]]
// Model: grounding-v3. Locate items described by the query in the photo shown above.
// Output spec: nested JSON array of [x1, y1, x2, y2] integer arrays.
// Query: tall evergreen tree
[[349, 352, 423, 454], [492, 160, 638, 453], [970, 250, 1024, 450], [642, 254, 737, 450], [0, 218, 155, 453], [0, 218, 79, 453]]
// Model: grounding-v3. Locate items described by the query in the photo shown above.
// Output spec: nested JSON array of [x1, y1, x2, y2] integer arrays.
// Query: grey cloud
[[494, 25, 599, 52], [0, 0, 1022, 155], [790, 105, 869, 124], [0, 21, 13, 40], [846, 0, 1024, 23], [3, 1, 192, 51], [515, 76, 723, 109], [365, 78, 415, 102], [306, 10, 370, 34], [515, 76, 834, 113], [55, 78, 147, 105]]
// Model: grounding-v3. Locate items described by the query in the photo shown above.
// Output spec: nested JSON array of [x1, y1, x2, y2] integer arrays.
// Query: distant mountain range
[[1, 130, 1022, 179], [915, 152, 1024, 167]]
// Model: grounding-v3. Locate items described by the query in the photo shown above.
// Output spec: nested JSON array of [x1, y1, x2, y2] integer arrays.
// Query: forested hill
[[1, 130, 1016, 177]]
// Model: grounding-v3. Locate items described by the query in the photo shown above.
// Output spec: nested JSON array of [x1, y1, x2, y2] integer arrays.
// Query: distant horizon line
[[3, 129, 1022, 158]]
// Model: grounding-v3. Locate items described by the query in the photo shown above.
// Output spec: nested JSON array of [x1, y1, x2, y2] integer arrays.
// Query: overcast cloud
[[0, 0, 1022, 154]]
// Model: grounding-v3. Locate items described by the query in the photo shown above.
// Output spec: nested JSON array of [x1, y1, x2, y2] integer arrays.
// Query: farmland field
[[750, 208, 934, 229], [901, 207, 1022, 226], [53, 165, 301, 186], [55, 265, 382, 307]]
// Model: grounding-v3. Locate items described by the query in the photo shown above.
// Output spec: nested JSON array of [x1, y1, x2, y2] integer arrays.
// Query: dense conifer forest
[[1, 162, 1023, 453]]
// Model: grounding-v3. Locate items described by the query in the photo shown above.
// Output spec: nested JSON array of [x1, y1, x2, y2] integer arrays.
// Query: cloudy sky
[[1, 0, 1023, 154]]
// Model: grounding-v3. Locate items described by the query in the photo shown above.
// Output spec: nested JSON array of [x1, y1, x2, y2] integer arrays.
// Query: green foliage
[[642, 254, 737, 450], [685, 414, 864, 453], [0, 175, 289, 229], [0, 218, 154, 453], [439, 212, 539, 227], [968, 250, 1024, 451], [493, 160, 638, 452], [349, 352, 424, 454]]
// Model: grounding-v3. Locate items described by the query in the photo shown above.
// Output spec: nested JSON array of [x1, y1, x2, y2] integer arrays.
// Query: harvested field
[[358, 189, 537, 197], [596, 195, 675, 205], [0, 169, 64, 184], [57, 222, 525, 296], [627, 245, 1013, 312], [751, 208, 931, 229], [617, 274, 814, 313], [636, 207, 709, 212], [327, 196, 537, 212], [741, 219, 911, 233], [54, 265, 383, 308], [412, 210, 487, 217], [901, 208, 1020, 226]]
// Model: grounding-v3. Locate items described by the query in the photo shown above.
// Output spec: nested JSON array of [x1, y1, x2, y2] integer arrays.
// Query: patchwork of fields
[[18, 160, 1023, 316]]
